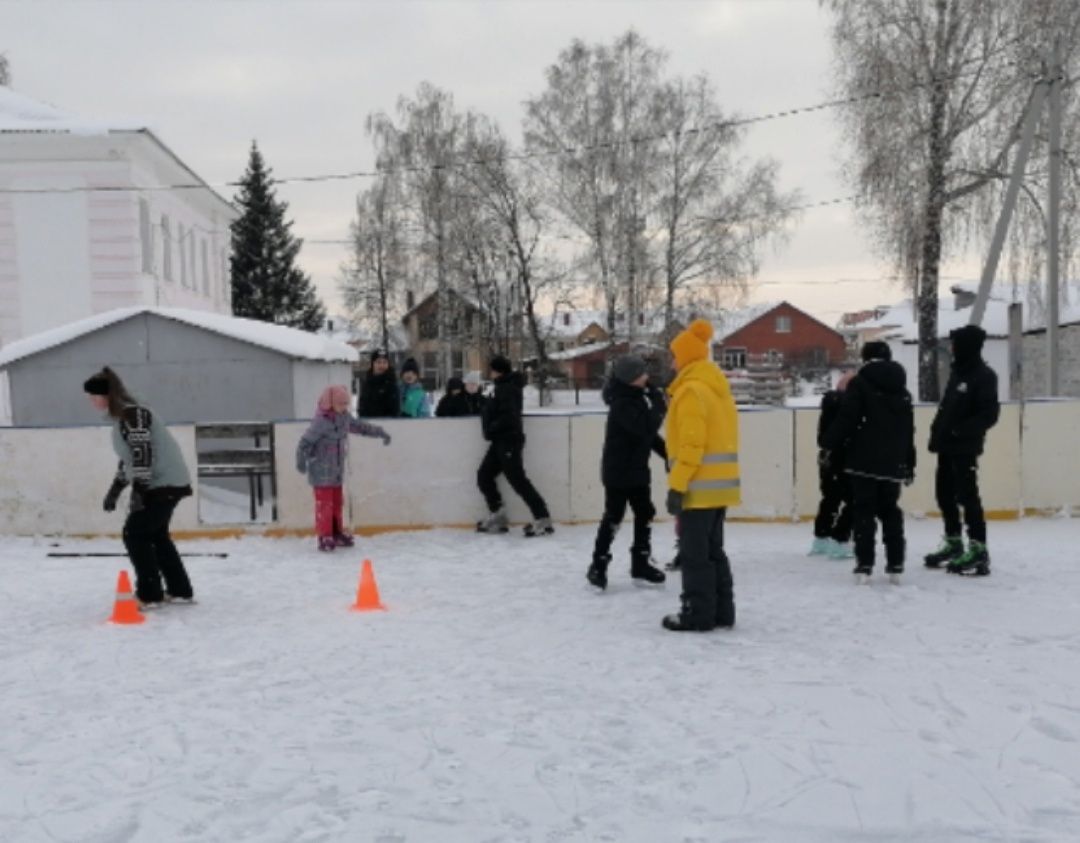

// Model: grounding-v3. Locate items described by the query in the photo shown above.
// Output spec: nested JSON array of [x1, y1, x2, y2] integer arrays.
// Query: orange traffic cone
[[350, 559, 386, 612], [108, 571, 145, 625]]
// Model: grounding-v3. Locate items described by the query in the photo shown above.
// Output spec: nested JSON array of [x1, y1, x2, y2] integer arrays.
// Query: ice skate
[[630, 550, 666, 586], [333, 532, 355, 548], [523, 517, 554, 537], [476, 508, 509, 534], [165, 594, 197, 605], [924, 536, 963, 568], [828, 541, 854, 560], [587, 553, 610, 591], [808, 537, 831, 556], [317, 536, 337, 552], [885, 562, 903, 586], [853, 563, 872, 585], [946, 541, 991, 576]]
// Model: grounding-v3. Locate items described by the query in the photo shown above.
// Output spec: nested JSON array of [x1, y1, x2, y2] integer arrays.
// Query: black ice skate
[[924, 536, 963, 569], [630, 550, 666, 587], [587, 553, 610, 591]]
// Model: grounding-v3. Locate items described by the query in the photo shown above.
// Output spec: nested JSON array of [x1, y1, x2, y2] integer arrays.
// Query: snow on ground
[[3, 518, 1080, 842]]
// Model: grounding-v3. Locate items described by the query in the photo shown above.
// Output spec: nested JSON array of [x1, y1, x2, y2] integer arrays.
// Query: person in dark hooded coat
[[587, 354, 667, 590], [924, 324, 1000, 575], [358, 350, 400, 418], [475, 356, 553, 537], [435, 377, 478, 417], [820, 341, 915, 582]]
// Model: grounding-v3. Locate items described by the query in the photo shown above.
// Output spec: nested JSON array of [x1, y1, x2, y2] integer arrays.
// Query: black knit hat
[[861, 341, 892, 362], [612, 354, 647, 384], [401, 357, 420, 376], [489, 355, 512, 375], [83, 375, 110, 395], [370, 348, 389, 362]]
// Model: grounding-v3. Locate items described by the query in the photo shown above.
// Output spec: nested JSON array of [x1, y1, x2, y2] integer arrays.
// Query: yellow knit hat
[[670, 319, 714, 370]]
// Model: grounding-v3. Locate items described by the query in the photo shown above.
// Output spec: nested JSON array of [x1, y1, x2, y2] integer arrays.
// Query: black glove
[[902, 466, 914, 487], [818, 450, 831, 470], [666, 489, 684, 516], [381, 431, 392, 447], [102, 480, 124, 513]]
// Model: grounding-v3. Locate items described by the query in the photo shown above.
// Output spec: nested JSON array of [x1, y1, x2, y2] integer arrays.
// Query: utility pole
[[1047, 36, 1063, 396]]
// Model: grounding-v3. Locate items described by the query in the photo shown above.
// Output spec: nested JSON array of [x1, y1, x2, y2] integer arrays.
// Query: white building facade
[[0, 87, 236, 347]]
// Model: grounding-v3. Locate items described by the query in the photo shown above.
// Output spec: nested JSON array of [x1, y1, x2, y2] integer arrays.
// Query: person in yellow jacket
[[662, 319, 741, 632]]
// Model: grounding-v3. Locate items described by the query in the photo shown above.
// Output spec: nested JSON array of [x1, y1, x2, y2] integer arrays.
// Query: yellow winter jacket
[[665, 358, 741, 509]]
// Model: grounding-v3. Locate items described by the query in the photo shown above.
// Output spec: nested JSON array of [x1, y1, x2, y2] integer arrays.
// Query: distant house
[[545, 310, 610, 353], [401, 289, 490, 389], [0, 306, 357, 427], [547, 340, 666, 389], [0, 87, 237, 348], [714, 302, 847, 374]]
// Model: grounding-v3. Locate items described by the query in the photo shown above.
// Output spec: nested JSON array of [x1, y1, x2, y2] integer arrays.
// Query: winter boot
[[587, 553, 610, 591], [476, 507, 509, 534], [924, 536, 963, 569], [334, 531, 355, 548], [852, 562, 872, 585], [808, 537, 831, 556], [630, 549, 666, 586], [946, 540, 991, 576], [662, 599, 714, 632], [523, 517, 554, 537], [317, 536, 337, 552], [828, 541, 854, 560]]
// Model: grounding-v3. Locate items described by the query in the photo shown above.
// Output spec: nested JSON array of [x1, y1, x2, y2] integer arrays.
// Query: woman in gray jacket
[[84, 367, 194, 608]]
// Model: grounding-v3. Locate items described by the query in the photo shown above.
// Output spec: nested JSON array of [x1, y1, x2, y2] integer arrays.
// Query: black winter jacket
[[436, 392, 478, 418], [601, 379, 667, 489], [820, 360, 916, 483], [929, 357, 1000, 457], [816, 390, 847, 473], [359, 370, 400, 418], [481, 371, 526, 443]]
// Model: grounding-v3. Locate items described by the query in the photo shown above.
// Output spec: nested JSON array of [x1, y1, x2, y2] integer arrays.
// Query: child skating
[[297, 385, 391, 551], [810, 372, 855, 559]]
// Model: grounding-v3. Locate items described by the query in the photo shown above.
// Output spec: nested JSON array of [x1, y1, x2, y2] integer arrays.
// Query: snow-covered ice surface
[[3, 518, 1080, 842]]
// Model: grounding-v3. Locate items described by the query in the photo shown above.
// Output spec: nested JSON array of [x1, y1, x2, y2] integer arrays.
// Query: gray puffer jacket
[[296, 412, 388, 487]]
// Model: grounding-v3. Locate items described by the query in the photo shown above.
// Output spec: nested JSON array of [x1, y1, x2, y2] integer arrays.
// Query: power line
[[0, 52, 1029, 198]]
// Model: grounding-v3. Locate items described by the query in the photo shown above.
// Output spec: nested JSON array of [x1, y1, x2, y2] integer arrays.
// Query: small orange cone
[[350, 559, 386, 612], [108, 571, 145, 625]]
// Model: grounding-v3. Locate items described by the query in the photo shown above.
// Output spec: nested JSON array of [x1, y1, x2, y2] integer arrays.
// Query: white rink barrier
[[0, 401, 1076, 537]]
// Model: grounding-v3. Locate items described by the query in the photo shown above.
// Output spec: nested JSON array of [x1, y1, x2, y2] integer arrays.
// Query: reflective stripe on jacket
[[665, 359, 741, 509]]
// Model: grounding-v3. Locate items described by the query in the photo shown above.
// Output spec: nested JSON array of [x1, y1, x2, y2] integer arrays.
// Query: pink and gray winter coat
[[296, 388, 388, 487]]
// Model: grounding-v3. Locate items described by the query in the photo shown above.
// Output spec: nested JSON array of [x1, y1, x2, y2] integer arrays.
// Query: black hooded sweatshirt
[[600, 379, 667, 489], [821, 359, 916, 482], [929, 326, 1000, 456], [436, 378, 478, 418], [816, 389, 848, 472], [481, 371, 526, 444], [359, 367, 401, 418]]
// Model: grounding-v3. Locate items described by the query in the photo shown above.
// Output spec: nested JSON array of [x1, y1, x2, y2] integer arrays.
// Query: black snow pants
[[122, 498, 193, 603], [935, 454, 986, 543], [850, 475, 905, 570], [814, 468, 853, 542], [678, 507, 734, 629], [477, 438, 550, 520], [593, 485, 655, 558]]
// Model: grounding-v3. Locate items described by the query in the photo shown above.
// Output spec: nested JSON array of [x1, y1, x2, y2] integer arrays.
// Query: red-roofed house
[[714, 302, 847, 373]]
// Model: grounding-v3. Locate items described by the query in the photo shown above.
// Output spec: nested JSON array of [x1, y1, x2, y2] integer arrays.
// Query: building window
[[563, 313, 570, 327], [767, 349, 784, 365], [419, 315, 438, 341], [178, 224, 188, 287], [188, 235, 197, 293], [452, 350, 464, 379], [422, 352, 438, 374], [722, 347, 747, 370], [139, 199, 154, 275], [638, 313, 645, 326], [201, 239, 210, 295], [162, 216, 173, 282], [776, 315, 792, 334]]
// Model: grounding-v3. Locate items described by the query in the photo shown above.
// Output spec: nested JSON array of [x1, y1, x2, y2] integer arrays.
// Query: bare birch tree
[[340, 175, 406, 351], [823, 0, 1080, 399]]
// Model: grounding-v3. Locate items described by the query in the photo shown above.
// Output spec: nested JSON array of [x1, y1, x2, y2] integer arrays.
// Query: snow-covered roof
[[548, 341, 614, 361], [713, 302, 781, 341], [0, 87, 145, 135], [546, 309, 608, 338], [0, 307, 359, 368]]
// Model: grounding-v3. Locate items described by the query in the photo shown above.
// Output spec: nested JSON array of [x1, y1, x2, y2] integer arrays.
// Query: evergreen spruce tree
[[230, 142, 325, 331]]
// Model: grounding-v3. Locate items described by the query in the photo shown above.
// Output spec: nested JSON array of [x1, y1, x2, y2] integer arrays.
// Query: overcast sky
[[2, 0, 980, 323]]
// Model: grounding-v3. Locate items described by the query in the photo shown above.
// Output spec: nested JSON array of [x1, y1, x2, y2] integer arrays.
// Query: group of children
[[86, 318, 999, 625], [357, 349, 486, 421], [812, 325, 1000, 583]]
